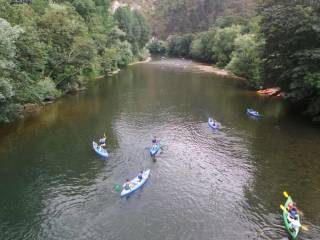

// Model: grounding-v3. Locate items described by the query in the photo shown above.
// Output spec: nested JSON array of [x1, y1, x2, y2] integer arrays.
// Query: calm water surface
[[0, 59, 320, 240]]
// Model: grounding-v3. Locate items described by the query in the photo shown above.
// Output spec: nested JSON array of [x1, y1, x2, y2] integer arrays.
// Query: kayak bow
[[208, 117, 219, 129]]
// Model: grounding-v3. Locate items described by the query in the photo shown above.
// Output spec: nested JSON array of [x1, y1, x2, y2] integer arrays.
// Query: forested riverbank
[[0, 0, 150, 123], [148, 1, 320, 121], [1, 0, 319, 123]]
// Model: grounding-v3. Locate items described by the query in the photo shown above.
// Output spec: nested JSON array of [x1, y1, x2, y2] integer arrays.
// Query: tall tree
[[259, 0, 320, 120], [0, 18, 23, 122]]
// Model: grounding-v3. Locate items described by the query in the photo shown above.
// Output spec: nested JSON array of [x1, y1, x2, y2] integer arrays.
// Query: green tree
[[0, 18, 23, 122], [15, 29, 48, 81], [132, 10, 150, 49], [211, 25, 242, 67], [226, 33, 264, 86], [259, 0, 320, 120], [167, 33, 194, 57], [116, 41, 133, 67], [0, 0, 150, 123], [147, 40, 167, 55], [72, 0, 96, 21], [153, 0, 254, 38], [114, 7, 150, 55], [190, 30, 215, 62], [37, 5, 88, 89], [30, 0, 49, 15], [99, 47, 118, 75]]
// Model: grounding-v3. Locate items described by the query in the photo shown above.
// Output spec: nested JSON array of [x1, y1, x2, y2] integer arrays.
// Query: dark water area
[[0, 59, 319, 240]]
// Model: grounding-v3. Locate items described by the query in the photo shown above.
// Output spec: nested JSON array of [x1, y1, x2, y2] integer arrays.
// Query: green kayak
[[282, 195, 301, 239]]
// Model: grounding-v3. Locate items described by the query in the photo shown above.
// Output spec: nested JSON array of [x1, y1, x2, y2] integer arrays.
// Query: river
[[0, 59, 319, 240]]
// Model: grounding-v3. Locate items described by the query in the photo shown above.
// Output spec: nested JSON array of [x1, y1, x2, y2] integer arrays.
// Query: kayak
[[92, 141, 108, 158], [208, 117, 219, 129], [246, 108, 261, 117], [257, 87, 281, 96], [121, 169, 151, 197], [150, 142, 160, 156], [282, 195, 301, 239]]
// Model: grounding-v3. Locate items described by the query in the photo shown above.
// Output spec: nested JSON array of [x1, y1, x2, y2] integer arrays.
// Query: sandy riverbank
[[194, 63, 245, 80], [128, 56, 152, 66]]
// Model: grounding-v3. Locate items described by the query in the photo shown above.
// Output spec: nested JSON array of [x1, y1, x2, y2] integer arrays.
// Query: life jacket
[[124, 183, 131, 190]]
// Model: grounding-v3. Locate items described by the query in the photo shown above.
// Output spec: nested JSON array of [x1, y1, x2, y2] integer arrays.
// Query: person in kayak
[[123, 179, 131, 190], [288, 202, 298, 219], [287, 202, 300, 232], [138, 171, 143, 182], [152, 136, 157, 147], [99, 134, 107, 147], [287, 215, 301, 232]]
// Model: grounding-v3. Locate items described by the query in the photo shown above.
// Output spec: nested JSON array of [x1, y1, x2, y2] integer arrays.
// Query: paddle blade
[[283, 191, 289, 198], [298, 209, 304, 217], [301, 225, 309, 231], [114, 184, 122, 193], [280, 204, 286, 212]]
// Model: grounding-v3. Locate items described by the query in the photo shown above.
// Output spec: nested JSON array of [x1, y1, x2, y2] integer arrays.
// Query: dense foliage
[[167, 34, 194, 58], [166, 17, 264, 85], [165, 0, 320, 120], [258, 0, 320, 120], [152, 0, 255, 38], [0, 0, 150, 123], [146, 40, 167, 55]]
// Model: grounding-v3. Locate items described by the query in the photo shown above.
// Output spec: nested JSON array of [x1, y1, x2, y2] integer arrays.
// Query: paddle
[[280, 204, 308, 231]]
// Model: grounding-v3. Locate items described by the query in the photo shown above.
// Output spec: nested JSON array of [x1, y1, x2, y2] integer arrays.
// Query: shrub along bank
[[148, 1, 320, 121], [0, 0, 150, 123]]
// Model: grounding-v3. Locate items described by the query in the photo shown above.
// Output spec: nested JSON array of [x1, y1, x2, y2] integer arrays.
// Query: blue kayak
[[121, 169, 151, 197], [92, 141, 108, 158], [150, 142, 160, 156], [208, 117, 219, 129], [246, 108, 261, 117]]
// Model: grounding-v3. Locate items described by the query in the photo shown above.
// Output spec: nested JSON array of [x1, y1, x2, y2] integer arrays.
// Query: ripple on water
[[2, 59, 320, 240]]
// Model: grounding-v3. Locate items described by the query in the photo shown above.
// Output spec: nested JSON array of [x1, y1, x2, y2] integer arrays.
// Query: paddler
[[123, 179, 131, 190], [99, 134, 107, 147], [287, 202, 300, 232], [288, 202, 298, 219], [288, 215, 301, 232], [152, 136, 157, 148], [138, 171, 143, 182]]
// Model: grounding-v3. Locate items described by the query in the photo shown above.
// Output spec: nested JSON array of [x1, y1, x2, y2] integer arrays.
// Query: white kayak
[[92, 141, 108, 158], [150, 142, 160, 156], [121, 169, 151, 197], [208, 117, 220, 129]]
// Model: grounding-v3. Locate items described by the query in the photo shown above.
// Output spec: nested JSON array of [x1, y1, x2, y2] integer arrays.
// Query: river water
[[0, 59, 319, 240]]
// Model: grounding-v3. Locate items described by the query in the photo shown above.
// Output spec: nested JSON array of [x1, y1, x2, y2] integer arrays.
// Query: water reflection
[[0, 59, 319, 239]]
